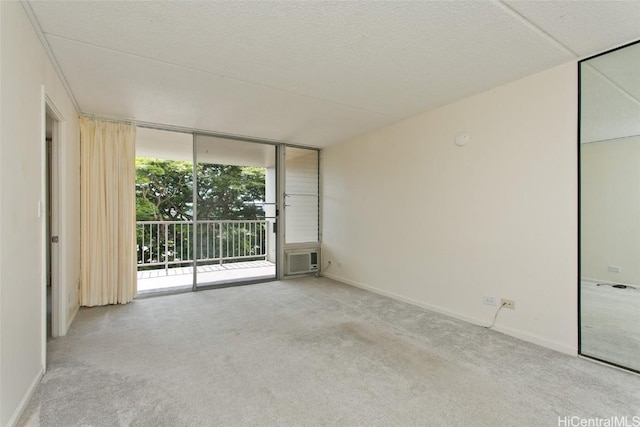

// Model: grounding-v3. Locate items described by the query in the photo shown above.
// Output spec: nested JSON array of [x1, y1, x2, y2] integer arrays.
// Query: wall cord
[[485, 302, 507, 329]]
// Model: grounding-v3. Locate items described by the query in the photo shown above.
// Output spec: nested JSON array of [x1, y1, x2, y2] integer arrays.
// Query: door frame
[[190, 134, 281, 289], [42, 92, 63, 367], [133, 125, 321, 294]]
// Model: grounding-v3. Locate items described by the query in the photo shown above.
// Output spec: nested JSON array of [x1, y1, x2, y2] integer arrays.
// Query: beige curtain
[[80, 117, 137, 306]]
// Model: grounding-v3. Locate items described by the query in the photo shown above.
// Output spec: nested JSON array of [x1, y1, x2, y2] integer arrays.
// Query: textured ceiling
[[26, 1, 640, 147], [581, 42, 640, 144]]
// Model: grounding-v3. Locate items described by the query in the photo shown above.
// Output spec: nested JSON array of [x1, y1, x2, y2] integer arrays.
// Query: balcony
[[137, 220, 275, 293]]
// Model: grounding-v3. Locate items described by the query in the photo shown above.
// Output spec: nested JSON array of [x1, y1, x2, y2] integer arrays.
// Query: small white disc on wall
[[455, 132, 469, 146]]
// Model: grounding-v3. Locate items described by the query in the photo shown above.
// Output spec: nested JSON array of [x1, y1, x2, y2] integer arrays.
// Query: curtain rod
[[80, 113, 321, 151]]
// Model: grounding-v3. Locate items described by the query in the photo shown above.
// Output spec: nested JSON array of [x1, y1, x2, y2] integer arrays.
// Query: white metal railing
[[136, 220, 268, 274]]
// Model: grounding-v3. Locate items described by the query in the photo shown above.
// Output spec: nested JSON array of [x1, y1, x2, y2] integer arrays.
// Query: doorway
[[134, 128, 321, 293], [135, 129, 278, 293], [44, 104, 61, 340], [194, 135, 277, 288]]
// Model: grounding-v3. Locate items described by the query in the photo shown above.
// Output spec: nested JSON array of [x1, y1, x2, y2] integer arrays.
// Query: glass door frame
[[190, 134, 283, 290], [135, 125, 320, 294]]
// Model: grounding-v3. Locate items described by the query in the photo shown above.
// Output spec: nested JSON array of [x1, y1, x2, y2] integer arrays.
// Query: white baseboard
[[7, 367, 43, 427], [65, 303, 79, 335], [323, 272, 576, 356]]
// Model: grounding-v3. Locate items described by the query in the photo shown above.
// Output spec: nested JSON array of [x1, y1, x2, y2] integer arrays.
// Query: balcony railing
[[137, 220, 268, 274]]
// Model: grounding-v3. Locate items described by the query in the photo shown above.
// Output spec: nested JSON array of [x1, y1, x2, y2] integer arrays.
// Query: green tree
[[135, 158, 266, 221], [136, 158, 194, 221], [136, 158, 268, 267], [196, 164, 266, 220]]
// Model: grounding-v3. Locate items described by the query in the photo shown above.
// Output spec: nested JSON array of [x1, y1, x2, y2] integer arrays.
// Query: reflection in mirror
[[580, 40, 640, 372]]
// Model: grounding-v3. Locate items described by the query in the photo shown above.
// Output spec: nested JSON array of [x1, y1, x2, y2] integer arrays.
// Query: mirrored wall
[[580, 40, 640, 372]]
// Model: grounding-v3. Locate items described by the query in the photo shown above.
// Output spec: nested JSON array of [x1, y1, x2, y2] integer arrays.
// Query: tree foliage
[[135, 158, 266, 221]]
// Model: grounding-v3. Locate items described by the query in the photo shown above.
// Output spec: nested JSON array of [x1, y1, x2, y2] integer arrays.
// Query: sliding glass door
[[135, 128, 195, 293], [135, 129, 318, 293], [194, 135, 277, 288]]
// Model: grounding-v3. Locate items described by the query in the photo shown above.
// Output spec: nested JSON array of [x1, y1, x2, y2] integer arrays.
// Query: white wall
[[322, 62, 578, 355], [0, 2, 80, 425], [581, 137, 640, 286]]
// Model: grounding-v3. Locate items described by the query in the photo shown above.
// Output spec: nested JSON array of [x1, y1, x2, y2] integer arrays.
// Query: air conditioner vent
[[287, 250, 319, 275]]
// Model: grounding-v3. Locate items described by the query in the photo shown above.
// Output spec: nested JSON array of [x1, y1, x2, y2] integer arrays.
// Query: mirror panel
[[580, 41, 640, 372]]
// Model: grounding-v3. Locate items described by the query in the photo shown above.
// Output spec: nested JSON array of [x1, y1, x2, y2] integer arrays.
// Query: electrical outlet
[[501, 299, 515, 309], [608, 265, 622, 273], [483, 296, 498, 306]]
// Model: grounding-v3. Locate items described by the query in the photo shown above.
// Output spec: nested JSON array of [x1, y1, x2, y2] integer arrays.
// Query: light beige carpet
[[19, 277, 640, 426], [581, 281, 640, 371]]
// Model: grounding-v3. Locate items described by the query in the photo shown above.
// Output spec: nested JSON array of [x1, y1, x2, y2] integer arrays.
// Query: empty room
[[2, 1, 640, 426]]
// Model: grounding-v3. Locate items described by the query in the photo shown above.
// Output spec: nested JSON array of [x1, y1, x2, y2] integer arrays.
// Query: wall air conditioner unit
[[286, 250, 319, 275]]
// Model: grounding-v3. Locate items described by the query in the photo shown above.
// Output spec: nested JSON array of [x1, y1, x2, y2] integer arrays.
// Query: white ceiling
[[580, 42, 640, 144], [26, 1, 640, 148], [136, 128, 277, 167], [135, 127, 193, 162]]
